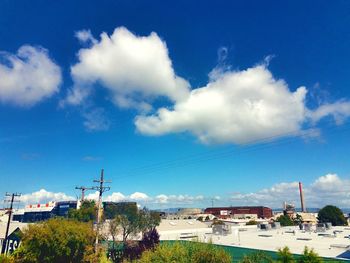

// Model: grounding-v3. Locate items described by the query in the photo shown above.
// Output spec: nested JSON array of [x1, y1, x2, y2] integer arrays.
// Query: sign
[[0, 228, 22, 254], [220, 210, 229, 216]]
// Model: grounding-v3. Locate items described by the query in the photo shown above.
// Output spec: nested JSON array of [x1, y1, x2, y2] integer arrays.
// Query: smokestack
[[299, 182, 306, 212]]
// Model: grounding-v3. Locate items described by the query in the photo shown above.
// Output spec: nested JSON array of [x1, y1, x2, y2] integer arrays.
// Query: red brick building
[[204, 206, 273, 219]]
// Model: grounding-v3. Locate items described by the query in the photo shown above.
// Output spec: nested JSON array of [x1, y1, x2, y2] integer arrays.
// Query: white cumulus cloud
[[230, 173, 350, 208], [129, 192, 150, 201], [136, 64, 309, 144], [20, 189, 74, 205], [65, 27, 190, 110], [104, 192, 126, 202], [0, 45, 62, 106]]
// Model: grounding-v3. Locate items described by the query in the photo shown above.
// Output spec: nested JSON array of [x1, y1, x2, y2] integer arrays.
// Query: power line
[[113, 121, 350, 181]]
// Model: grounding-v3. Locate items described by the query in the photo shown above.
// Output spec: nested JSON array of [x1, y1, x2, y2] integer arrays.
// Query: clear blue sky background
[[0, 0, 350, 208]]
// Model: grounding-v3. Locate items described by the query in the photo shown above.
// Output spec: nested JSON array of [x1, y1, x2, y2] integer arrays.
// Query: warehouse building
[[12, 201, 77, 222], [204, 206, 273, 219]]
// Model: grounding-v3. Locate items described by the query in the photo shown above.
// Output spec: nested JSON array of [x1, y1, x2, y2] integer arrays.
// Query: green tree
[[317, 205, 347, 226], [109, 206, 160, 244], [141, 209, 161, 232], [246, 220, 258, 225], [276, 215, 294, 226], [297, 247, 322, 263], [68, 200, 97, 223], [293, 214, 303, 226], [12, 218, 98, 263], [139, 241, 231, 263], [197, 216, 204, 221], [277, 246, 295, 263], [239, 251, 273, 263]]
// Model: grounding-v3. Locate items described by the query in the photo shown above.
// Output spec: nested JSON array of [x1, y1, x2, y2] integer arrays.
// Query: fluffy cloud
[[154, 194, 204, 204], [136, 63, 350, 144], [0, 45, 61, 106], [20, 189, 74, 205], [136, 65, 308, 144], [65, 27, 190, 110], [62, 27, 350, 144], [104, 192, 126, 202], [230, 173, 350, 208], [84, 191, 206, 206], [129, 192, 150, 201], [18, 174, 350, 209]]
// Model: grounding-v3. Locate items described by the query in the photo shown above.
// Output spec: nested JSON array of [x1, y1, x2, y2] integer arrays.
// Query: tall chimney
[[299, 182, 306, 212]]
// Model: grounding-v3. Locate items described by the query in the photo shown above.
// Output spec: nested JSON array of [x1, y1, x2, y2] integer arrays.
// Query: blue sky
[[1, 0, 350, 209]]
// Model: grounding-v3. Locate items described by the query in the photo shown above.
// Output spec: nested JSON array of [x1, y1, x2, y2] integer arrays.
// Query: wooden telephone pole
[[75, 186, 94, 201], [92, 169, 111, 253]]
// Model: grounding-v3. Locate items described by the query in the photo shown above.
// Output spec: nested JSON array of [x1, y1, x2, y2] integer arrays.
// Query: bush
[[12, 218, 97, 263], [277, 246, 295, 263], [297, 247, 322, 263], [0, 255, 14, 263], [140, 228, 160, 251], [239, 251, 273, 263], [246, 220, 258, 225], [276, 215, 294, 226], [318, 205, 347, 226], [138, 241, 231, 263]]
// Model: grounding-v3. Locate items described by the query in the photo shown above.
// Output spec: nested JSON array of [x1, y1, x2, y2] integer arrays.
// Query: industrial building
[[12, 201, 77, 222], [204, 206, 273, 219]]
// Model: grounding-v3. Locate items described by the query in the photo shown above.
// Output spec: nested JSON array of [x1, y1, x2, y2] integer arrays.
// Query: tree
[[246, 220, 258, 225], [276, 215, 294, 226], [68, 200, 97, 223], [317, 205, 347, 226], [139, 241, 231, 263], [240, 251, 273, 263], [12, 218, 98, 263], [293, 214, 303, 226], [140, 228, 160, 251], [277, 246, 295, 263], [197, 216, 204, 221], [297, 247, 322, 263], [109, 206, 160, 244], [141, 209, 161, 232]]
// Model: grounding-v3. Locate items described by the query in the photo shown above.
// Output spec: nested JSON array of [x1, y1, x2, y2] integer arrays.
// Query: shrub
[[297, 247, 322, 263], [277, 246, 295, 263], [12, 218, 97, 263], [138, 241, 231, 263], [239, 251, 273, 263], [140, 228, 160, 251], [246, 220, 258, 225], [0, 254, 15, 263], [276, 215, 294, 226]]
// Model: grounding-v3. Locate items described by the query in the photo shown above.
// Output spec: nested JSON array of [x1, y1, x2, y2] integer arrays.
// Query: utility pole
[[75, 186, 94, 201], [92, 169, 111, 253], [1, 192, 21, 254]]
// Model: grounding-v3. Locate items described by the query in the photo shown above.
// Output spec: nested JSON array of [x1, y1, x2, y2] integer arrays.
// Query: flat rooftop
[[158, 221, 350, 260]]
